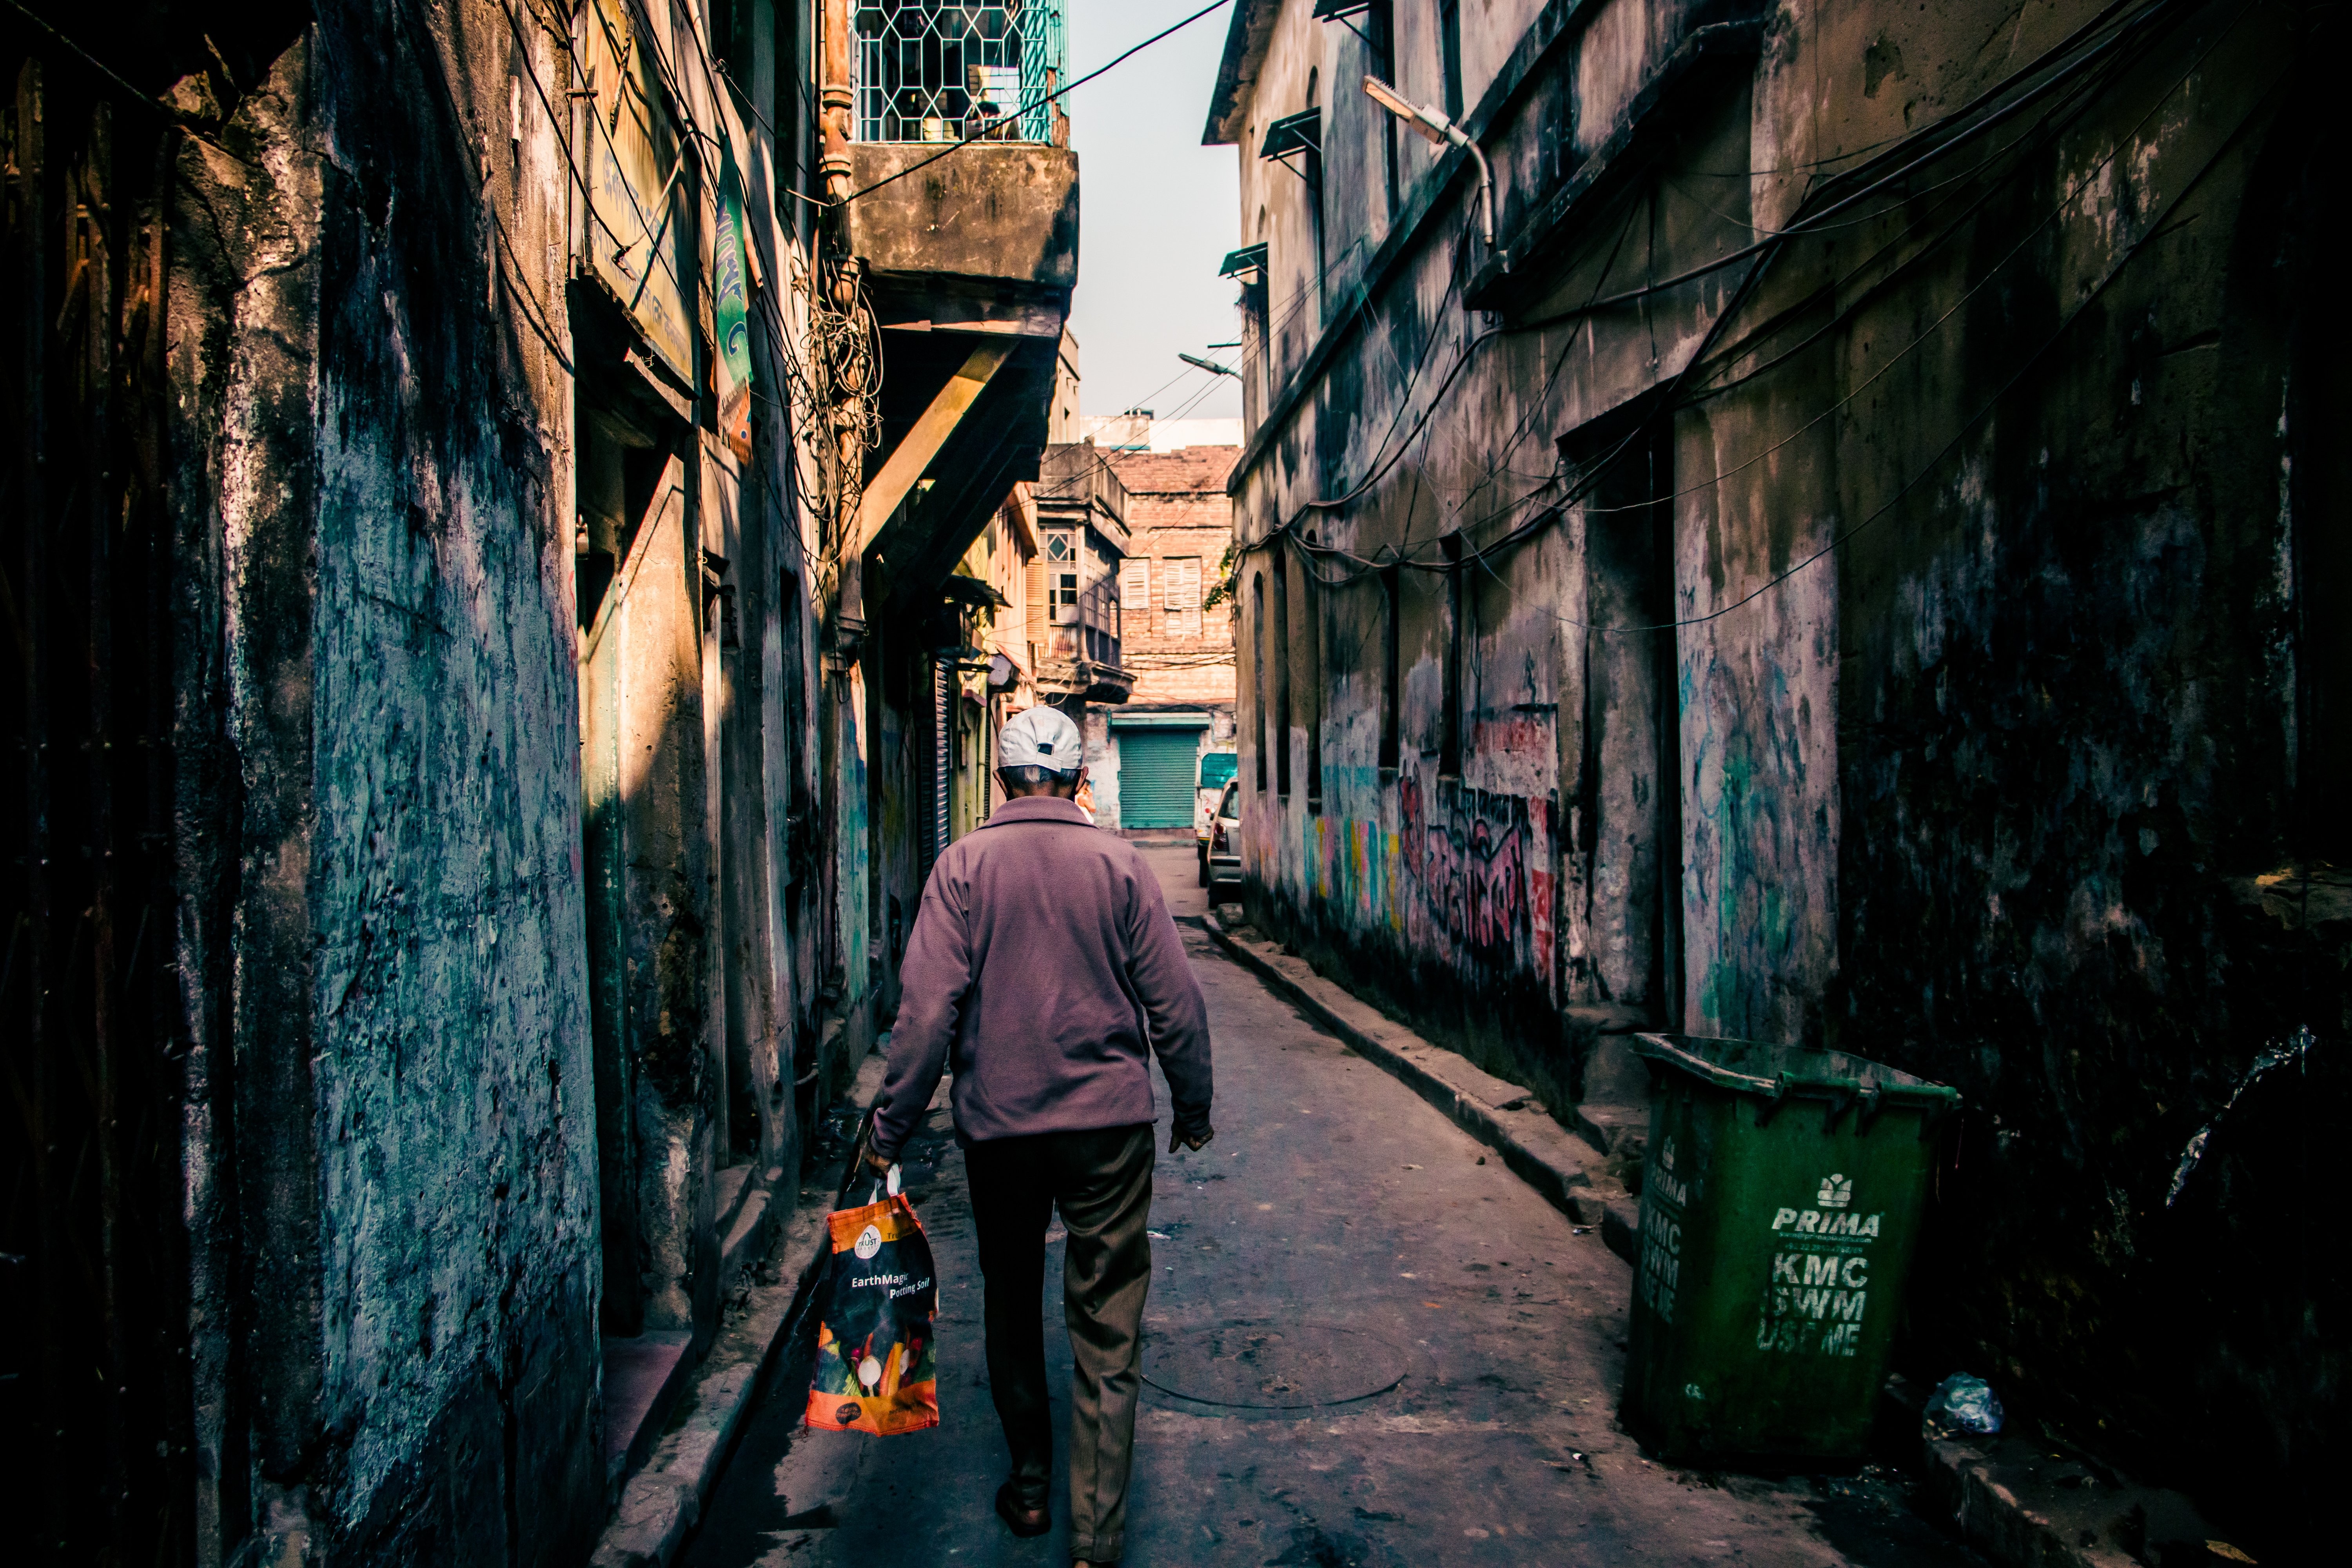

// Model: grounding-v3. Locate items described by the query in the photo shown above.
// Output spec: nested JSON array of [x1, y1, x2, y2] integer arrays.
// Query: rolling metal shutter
[[1117, 726, 1204, 828]]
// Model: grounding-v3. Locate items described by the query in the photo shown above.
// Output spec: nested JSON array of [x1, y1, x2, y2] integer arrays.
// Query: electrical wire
[[1297, 9, 2271, 637], [505, 0, 849, 566], [1430, 14, 2145, 544], [1438, 194, 1645, 533], [1236, 0, 2185, 539], [0, 0, 260, 165], [3, 0, 185, 120], [389, 0, 572, 374], [1530, 65, 2286, 639], [1244, 0, 2192, 568], [1259, 7, 2193, 597], [842, 1, 1234, 203]]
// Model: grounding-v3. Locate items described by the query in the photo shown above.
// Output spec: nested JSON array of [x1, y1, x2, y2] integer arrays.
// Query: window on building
[[1118, 558, 1151, 626], [1440, 533, 1463, 777], [1252, 571, 1269, 791], [1370, 2, 1400, 218], [1439, 0, 1464, 120], [1164, 556, 1202, 639], [1248, 206, 1272, 409], [1380, 562, 1401, 770], [1306, 69, 1327, 323], [1045, 532, 1080, 624], [1273, 548, 1293, 797], [1303, 546, 1322, 807], [851, 1, 1066, 145]]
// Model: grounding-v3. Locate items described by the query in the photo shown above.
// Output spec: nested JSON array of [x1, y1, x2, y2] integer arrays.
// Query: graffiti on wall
[[1394, 761, 1556, 987], [1276, 761, 1557, 999]]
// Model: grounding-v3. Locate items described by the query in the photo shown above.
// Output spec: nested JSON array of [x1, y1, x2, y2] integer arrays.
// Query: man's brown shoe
[[994, 1482, 1050, 1538]]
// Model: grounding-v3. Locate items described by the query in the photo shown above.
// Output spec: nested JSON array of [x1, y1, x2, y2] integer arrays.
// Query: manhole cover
[[1142, 1323, 1406, 1409]]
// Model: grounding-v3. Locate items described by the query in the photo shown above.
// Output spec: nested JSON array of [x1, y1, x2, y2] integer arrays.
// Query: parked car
[[1194, 748, 1238, 884], [1205, 779, 1242, 899]]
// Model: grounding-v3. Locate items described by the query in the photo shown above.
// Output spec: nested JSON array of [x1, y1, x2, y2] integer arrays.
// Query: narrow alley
[[680, 848, 1974, 1568], [4, 3, 2341, 1566]]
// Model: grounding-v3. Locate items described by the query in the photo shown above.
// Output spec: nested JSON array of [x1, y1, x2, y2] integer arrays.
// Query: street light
[[1179, 352, 1240, 377], [1362, 75, 1504, 270]]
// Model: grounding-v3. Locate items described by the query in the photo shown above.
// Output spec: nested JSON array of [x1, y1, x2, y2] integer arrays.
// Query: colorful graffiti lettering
[[1398, 762, 1553, 977]]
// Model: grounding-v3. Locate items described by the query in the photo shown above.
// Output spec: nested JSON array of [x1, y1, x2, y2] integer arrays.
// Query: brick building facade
[[1083, 443, 1241, 835]]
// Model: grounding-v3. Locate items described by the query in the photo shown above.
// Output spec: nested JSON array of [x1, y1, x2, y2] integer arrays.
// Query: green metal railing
[[854, 2, 1067, 144]]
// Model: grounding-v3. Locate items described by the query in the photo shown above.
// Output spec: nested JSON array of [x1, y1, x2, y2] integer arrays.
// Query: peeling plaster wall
[[1221, 0, 2348, 1547], [1230, 0, 1751, 1105], [170, 9, 597, 1561], [1809, 4, 2349, 1543]]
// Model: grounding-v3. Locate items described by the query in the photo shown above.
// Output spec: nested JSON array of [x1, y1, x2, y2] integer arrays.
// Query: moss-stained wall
[[170, 9, 597, 1561], [1818, 5, 2348, 1542]]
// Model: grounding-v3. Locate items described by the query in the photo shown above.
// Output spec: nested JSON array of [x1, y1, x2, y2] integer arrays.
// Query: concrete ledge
[[1922, 1431, 2227, 1568], [1201, 913, 1597, 1216], [602, 1332, 694, 1488], [588, 1049, 893, 1568], [1596, 1195, 1643, 1268]]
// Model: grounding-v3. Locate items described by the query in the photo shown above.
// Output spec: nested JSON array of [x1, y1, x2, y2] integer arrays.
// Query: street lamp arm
[[1362, 76, 1505, 271]]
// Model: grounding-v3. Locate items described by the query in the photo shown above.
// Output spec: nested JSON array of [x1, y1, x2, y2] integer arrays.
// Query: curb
[[1920, 1431, 2227, 1568], [1200, 912, 1621, 1229], [586, 1050, 891, 1568]]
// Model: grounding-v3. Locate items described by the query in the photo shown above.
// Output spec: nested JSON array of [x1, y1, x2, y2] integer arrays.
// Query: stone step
[[601, 1331, 694, 1491]]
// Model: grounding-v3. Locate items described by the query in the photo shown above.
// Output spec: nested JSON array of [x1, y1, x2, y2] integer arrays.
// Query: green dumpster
[[1621, 1033, 1958, 1462]]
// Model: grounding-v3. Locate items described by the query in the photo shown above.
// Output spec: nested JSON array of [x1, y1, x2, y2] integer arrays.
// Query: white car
[[1205, 780, 1242, 898], [1194, 749, 1238, 886]]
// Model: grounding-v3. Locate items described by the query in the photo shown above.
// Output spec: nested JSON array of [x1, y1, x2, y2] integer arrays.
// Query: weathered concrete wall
[[613, 459, 719, 1337], [170, 7, 598, 1561], [1225, 0, 1747, 1102], [1803, 4, 2348, 1544], [1216, 0, 2348, 1550], [843, 143, 1080, 292]]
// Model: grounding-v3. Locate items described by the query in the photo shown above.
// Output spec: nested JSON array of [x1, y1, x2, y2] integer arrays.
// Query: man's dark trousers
[[966, 1123, 1154, 1564]]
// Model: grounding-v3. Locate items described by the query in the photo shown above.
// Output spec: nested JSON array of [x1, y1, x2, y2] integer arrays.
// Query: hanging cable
[[841, 1, 1234, 202]]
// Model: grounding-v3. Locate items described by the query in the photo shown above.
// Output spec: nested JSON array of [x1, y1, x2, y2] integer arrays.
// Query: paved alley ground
[[681, 846, 1982, 1568]]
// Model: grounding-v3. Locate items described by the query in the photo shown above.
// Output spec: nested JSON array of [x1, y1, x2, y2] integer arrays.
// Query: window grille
[[855, 3, 1067, 144]]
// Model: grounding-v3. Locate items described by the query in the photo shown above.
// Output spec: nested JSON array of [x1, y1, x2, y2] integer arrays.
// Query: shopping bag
[[804, 1167, 940, 1436]]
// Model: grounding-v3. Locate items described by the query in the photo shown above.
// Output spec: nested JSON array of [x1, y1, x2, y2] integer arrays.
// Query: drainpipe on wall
[[819, 0, 853, 209], [819, 0, 868, 641]]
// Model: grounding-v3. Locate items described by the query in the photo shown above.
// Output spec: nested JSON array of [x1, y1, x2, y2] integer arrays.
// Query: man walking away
[[864, 705, 1214, 1568]]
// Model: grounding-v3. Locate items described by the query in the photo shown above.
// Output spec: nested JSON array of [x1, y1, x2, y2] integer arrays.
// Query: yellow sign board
[[581, 0, 698, 385]]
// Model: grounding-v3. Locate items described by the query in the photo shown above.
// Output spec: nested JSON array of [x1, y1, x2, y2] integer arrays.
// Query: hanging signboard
[[581, 0, 698, 386], [712, 147, 755, 463]]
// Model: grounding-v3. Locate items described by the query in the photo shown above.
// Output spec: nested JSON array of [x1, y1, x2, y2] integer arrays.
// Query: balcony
[[1035, 656, 1135, 707], [1026, 443, 1131, 705], [844, 5, 1080, 618], [855, 2, 1067, 146]]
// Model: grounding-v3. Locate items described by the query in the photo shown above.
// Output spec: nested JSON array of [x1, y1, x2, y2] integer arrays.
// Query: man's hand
[[862, 1145, 897, 1180], [1169, 1124, 1214, 1154]]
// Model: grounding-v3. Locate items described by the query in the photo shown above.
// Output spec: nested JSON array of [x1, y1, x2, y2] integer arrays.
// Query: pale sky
[[1064, 0, 1245, 423]]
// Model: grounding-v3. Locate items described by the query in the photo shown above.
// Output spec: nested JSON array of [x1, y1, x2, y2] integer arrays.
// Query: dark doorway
[[1566, 412, 1681, 1025]]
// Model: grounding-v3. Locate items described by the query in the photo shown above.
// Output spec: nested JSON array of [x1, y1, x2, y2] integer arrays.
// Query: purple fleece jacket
[[869, 796, 1213, 1157]]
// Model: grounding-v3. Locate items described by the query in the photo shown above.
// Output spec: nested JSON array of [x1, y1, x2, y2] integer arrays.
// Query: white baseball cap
[[998, 706, 1083, 773]]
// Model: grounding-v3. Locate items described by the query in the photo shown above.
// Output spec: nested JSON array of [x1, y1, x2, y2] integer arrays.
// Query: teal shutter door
[[1117, 728, 1205, 828]]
